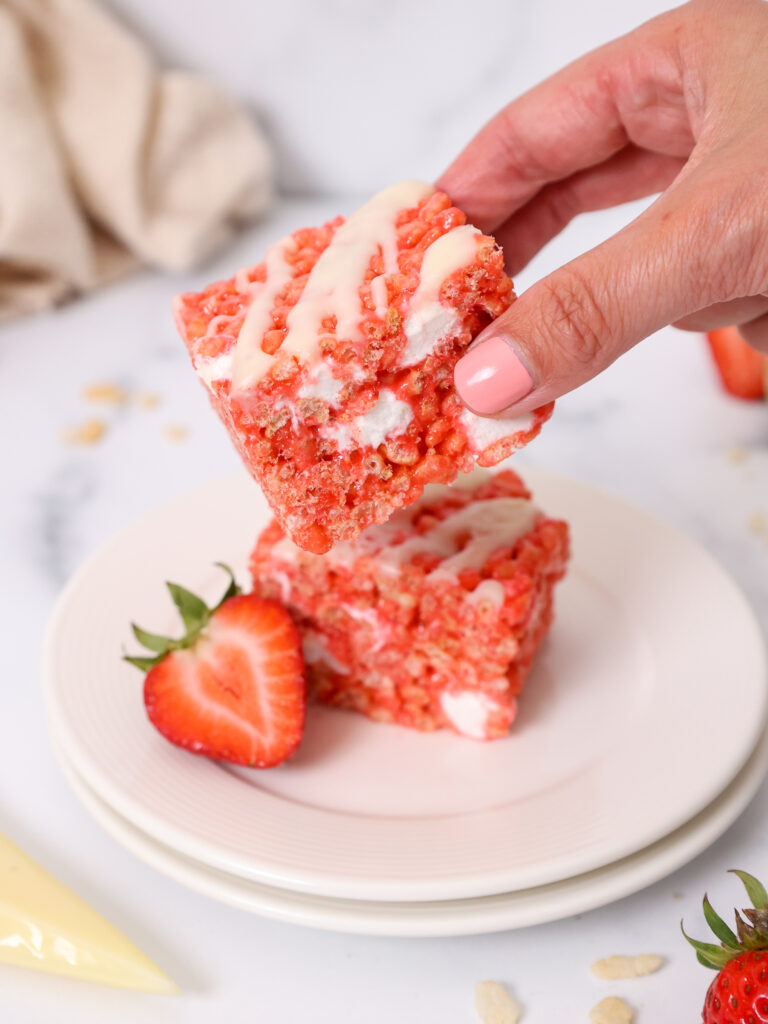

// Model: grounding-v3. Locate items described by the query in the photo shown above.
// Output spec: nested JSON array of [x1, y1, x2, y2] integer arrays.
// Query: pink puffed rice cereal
[[250, 469, 569, 739], [176, 181, 552, 553]]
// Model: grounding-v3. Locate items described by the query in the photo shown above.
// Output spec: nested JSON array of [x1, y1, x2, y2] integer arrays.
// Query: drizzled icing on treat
[[466, 578, 506, 607], [401, 224, 481, 366], [231, 180, 433, 390], [385, 498, 537, 579], [284, 484, 537, 582], [231, 236, 298, 387], [267, 482, 537, 598]]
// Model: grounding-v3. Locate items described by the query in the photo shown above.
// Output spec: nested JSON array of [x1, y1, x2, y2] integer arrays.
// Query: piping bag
[[0, 831, 177, 993]]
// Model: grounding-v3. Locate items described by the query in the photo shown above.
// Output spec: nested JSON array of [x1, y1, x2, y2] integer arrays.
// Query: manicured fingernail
[[454, 335, 534, 415]]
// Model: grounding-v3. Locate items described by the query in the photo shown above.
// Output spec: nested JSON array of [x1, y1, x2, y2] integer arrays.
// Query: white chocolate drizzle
[[231, 234, 298, 388], [231, 181, 433, 391], [385, 498, 537, 579], [401, 224, 481, 365]]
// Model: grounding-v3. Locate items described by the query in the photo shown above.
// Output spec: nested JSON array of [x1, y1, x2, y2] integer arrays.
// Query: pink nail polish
[[454, 336, 534, 415]]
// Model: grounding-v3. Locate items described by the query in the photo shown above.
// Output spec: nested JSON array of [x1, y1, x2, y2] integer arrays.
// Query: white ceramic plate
[[44, 468, 767, 902], [57, 723, 768, 937]]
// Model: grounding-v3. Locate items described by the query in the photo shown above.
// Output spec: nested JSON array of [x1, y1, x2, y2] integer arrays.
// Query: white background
[[3, 0, 768, 1021], [110, 0, 676, 195]]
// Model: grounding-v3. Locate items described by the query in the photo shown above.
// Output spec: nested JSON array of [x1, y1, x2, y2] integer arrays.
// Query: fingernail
[[454, 335, 534, 415]]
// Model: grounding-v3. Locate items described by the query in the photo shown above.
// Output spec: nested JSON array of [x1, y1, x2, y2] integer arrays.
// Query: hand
[[440, 0, 768, 416]]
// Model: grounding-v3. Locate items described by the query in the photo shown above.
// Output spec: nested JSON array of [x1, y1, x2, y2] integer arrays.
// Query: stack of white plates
[[44, 470, 768, 937]]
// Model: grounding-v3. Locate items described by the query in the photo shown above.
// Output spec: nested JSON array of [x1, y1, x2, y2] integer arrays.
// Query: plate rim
[[55, 721, 768, 937], [43, 467, 768, 902]]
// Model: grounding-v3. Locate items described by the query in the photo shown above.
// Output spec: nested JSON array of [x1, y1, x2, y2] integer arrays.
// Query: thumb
[[454, 182, 717, 416]]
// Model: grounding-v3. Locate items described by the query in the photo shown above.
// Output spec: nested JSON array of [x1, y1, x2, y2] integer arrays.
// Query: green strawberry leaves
[[131, 624, 174, 654], [215, 562, 240, 604], [731, 870, 768, 911], [124, 654, 163, 672], [684, 869, 768, 970], [703, 894, 740, 948], [166, 583, 209, 634], [124, 563, 242, 673]]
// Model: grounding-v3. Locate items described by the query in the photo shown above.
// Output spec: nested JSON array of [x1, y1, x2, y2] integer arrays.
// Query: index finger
[[436, 5, 695, 232]]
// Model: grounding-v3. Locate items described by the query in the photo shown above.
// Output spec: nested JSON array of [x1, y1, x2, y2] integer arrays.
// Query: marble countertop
[[2, 195, 768, 1022]]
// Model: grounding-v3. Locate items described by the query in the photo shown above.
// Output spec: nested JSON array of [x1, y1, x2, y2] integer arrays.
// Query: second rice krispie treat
[[250, 469, 569, 740], [176, 181, 553, 553]]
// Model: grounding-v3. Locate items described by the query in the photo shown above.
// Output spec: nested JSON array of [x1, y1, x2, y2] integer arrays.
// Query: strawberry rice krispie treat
[[250, 469, 569, 740], [175, 181, 553, 553]]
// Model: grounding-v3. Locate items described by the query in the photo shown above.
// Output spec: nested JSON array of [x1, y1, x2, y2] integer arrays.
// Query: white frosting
[[342, 605, 389, 651], [270, 570, 293, 604], [370, 274, 389, 319], [232, 181, 433, 390], [320, 388, 412, 452], [282, 181, 431, 360], [302, 633, 349, 675], [384, 497, 537, 578], [466, 578, 506, 607], [401, 224, 480, 366], [321, 421, 354, 451], [234, 266, 255, 293], [195, 351, 233, 388], [440, 690, 499, 739], [231, 235, 297, 388], [298, 363, 345, 406], [273, 398, 299, 432], [400, 303, 460, 366], [356, 389, 412, 448], [206, 313, 237, 336], [460, 406, 536, 453]]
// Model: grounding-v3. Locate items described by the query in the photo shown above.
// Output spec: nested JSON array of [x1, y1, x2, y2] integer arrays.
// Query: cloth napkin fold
[[0, 0, 272, 321]]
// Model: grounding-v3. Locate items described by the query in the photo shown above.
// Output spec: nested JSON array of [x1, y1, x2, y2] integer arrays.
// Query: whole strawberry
[[683, 870, 768, 1024], [125, 563, 305, 768]]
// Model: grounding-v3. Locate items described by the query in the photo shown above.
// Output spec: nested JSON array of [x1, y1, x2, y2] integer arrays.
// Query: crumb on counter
[[60, 419, 107, 445], [164, 424, 189, 443], [137, 391, 161, 409], [590, 954, 663, 980], [474, 980, 520, 1024], [589, 996, 634, 1024], [726, 446, 748, 464], [747, 511, 767, 537], [82, 381, 128, 405]]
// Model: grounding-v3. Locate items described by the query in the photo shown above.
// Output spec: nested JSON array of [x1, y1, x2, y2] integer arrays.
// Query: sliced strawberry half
[[125, 565, 305, 768], [707, 326, 767, 400]]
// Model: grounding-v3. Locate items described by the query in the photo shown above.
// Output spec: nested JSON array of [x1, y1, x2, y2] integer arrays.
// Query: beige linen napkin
[[0, 0, 272, 320]]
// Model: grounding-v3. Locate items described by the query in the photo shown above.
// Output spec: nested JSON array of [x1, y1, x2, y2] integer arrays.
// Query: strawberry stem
[[124, 564, 243, 674]]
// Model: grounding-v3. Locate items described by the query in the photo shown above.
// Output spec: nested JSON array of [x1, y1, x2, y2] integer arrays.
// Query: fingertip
[[454, 335, 534, 416]]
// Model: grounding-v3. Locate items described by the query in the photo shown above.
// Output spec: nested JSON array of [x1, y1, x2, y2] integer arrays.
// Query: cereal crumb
[[165, 424, 189, 443], [589, 996, 634, 1024], [82, 381, 127, 405], [474, 980, 520, 1024], [673, 891, 684, 900], [60, 419, 107, 445], [747, 511, 767, 537], [137, 391, 161, 409], [591, 954, 663, 980], [726, 446, 748, 464]]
